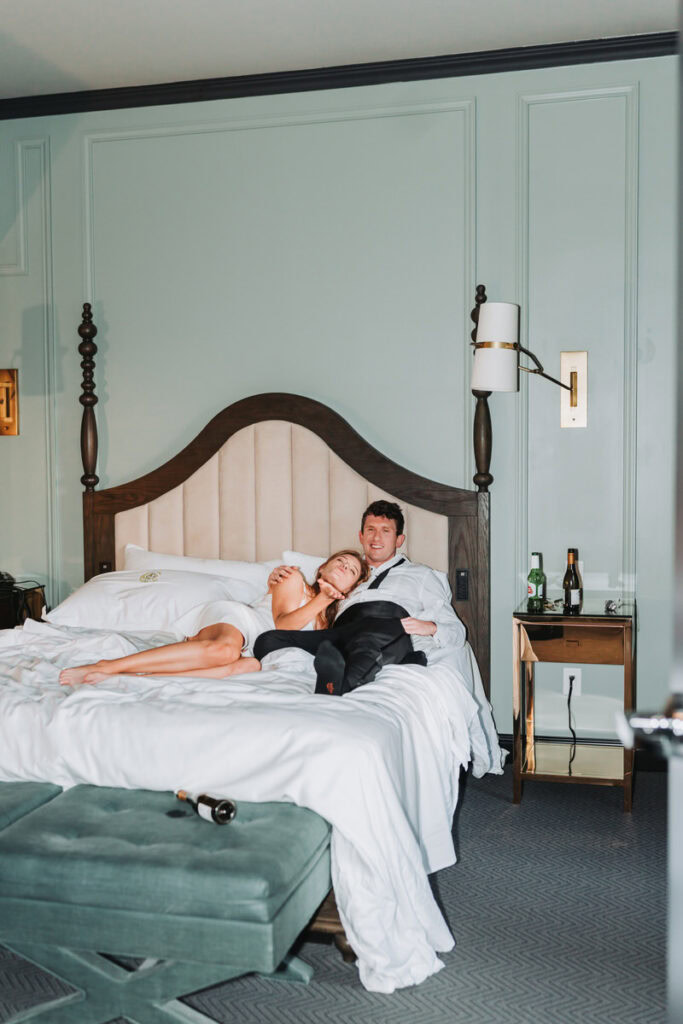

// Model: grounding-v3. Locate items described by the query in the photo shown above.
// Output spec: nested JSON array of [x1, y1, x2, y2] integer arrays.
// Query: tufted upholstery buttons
[[0, 786, 330, 924]]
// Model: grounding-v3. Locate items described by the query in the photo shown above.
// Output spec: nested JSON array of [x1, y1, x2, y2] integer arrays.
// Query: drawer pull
[[566, 639, 580, 646]]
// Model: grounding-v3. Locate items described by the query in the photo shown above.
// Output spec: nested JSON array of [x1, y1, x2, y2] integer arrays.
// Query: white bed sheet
[[0, 620, 504, 993]]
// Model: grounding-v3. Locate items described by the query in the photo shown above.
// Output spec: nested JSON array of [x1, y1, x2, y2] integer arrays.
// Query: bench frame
[[3, 943, 313, 1024]]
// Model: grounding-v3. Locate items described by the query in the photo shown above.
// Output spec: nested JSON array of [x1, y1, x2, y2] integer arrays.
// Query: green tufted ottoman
[[0, 781, 62, 829], [0, 785, 332, 1024]]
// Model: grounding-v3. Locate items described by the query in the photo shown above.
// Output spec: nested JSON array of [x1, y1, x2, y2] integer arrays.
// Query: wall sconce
[[0, 370, 19, 436], [468, 286, 588, 492], [471, 301, 587, 424]]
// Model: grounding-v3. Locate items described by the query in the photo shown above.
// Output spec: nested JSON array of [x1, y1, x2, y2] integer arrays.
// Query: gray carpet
[[0, 767, 667, 1024]]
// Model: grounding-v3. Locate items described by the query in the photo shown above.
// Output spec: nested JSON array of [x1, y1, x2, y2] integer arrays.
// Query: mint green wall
[[0, 55, 676, 733]]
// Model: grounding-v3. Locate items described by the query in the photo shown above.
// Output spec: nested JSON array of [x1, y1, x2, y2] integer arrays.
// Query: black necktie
[[367, 558, 405, 590]]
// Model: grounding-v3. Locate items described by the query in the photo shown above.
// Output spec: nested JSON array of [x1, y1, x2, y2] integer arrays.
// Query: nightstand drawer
[[520, 623, 624, 665]]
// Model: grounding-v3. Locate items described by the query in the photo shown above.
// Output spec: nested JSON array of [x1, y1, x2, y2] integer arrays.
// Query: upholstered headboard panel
[[114, 421, 448, 573]]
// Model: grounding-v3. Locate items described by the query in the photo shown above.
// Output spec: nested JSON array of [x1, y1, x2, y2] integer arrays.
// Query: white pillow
[[46, 569, 254, 632], [124, 544, 277, 600], [282, 550, 326, 583]]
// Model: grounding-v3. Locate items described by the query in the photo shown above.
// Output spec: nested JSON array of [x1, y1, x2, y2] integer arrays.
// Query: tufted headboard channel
[[112, 418, 452, 574]]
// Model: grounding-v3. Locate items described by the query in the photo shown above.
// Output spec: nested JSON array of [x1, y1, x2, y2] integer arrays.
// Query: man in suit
[[254, 500, 465, 694]]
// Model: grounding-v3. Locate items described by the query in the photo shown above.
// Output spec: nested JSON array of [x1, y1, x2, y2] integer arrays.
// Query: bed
[[0, 292, 503, 1013]]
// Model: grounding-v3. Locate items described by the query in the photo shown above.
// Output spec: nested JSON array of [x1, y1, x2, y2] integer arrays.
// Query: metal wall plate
[[560, 351, 587, 428]]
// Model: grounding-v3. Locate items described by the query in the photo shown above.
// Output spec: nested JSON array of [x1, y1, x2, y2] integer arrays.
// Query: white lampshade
[[471, 301, 520, 393], [471, 346, 519, 392]]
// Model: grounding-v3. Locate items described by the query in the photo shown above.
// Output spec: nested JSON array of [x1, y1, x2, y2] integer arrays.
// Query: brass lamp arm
[[518, 344, 574, 399], [519, 364, 572, 393]]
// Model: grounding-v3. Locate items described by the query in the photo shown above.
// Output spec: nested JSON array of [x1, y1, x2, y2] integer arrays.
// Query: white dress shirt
[[336, 553, 466, 651]]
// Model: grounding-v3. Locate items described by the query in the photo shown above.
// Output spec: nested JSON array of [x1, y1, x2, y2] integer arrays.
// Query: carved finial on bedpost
[[78, 302, 99, 492], [470, 283, 487, 343], [470, 285, 493, 493]]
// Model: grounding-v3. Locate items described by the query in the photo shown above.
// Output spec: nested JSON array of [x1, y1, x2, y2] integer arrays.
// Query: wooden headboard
[[76, 298, 493, 695]]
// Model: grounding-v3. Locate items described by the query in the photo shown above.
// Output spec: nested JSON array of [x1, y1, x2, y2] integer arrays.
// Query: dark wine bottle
[[563, 549, 581, 615], [570, 548, 583, 602], [176, 789, 237, 824]]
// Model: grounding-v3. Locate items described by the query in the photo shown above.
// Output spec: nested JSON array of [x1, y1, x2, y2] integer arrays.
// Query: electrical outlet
[[562, 667, 582, 696]]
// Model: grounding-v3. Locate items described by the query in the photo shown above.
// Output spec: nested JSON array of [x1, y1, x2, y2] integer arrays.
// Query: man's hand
[[401, 617, 437, 637], [268, 565, 297, 587], [318, 579, 345, 602]]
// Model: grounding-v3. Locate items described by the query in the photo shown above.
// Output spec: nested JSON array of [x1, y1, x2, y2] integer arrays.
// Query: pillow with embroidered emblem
[[123, 544, 280, 599], [45, 569, 255, 632]]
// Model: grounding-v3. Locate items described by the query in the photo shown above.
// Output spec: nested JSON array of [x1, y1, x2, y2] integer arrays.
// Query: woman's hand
[[268, 565, 297, 587], [401, 617, 437, 636], [318, 579, 345, 602]]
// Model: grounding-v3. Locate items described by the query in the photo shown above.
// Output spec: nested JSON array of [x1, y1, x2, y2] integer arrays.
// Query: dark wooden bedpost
[[78, 303, 111, 581], [78, 303, 99, 492], [471, 284, 493, 493]]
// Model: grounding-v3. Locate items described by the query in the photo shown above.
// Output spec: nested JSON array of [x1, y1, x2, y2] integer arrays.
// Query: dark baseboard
[[497, 734, 667, 772], [0, 32, 676, 121]]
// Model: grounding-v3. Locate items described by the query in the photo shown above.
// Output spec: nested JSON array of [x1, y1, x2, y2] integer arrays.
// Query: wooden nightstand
[[0, 581, 46, 629], [512, 596, 636, 812]]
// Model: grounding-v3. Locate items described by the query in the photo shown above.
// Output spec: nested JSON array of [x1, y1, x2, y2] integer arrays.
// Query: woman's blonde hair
[[312, 549, 368, 628]]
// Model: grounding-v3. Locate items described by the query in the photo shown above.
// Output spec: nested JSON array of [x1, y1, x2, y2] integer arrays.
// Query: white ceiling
[[0, 0, 677, 101]]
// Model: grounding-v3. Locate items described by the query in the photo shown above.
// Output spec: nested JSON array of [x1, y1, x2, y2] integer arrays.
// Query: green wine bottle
[[527, 552, 546, 613]]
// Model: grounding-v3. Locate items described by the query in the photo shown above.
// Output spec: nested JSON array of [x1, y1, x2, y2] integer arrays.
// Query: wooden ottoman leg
[[333, 932, 357, 964], [307, 889, 356, 963]]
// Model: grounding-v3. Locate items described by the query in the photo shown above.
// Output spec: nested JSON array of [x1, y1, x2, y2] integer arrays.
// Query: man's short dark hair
[[361, 500, 405, 536]]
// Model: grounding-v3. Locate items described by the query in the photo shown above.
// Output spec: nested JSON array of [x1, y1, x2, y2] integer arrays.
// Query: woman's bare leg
[[152, 657, 261, 679], [59, 623, 247, 685], [71, 657, 261, 685]]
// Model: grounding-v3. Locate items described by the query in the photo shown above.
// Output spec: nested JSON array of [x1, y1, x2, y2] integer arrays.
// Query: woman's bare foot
[[59, 666, 96, 686], [81, 670, 110, 685], [59, 666, 111, 687]]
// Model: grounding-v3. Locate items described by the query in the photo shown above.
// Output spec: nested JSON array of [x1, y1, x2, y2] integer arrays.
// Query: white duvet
[[0, 620, 504, 993]]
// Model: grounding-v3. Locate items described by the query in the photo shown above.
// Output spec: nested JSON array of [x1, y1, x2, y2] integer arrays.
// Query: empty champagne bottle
[[527, 552, 546, 613], [563, 549, 581, 615], [176, 789, 237, 824]]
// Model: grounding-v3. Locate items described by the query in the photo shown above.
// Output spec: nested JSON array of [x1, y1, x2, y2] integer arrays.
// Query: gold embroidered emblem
[[139, 571, 161, 583]]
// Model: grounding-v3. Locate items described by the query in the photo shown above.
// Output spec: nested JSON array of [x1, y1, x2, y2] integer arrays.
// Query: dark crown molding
[[0, 32, 676, 121]]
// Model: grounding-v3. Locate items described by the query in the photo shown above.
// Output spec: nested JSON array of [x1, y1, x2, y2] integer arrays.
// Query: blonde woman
[[59, 550, 367, 686]]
